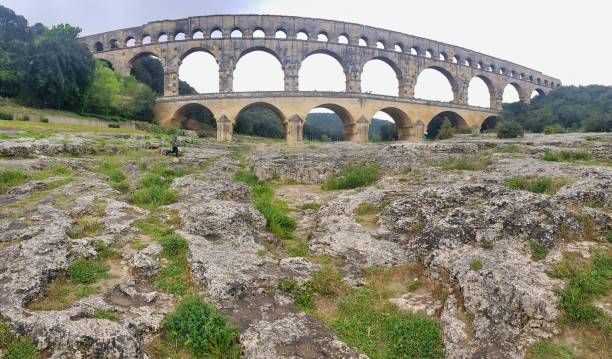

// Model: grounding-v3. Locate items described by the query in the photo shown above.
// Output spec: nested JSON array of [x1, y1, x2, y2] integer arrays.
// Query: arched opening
[[296, 31, 308, 40], [426, 111, 468, 139], [253, 29, 265, 38], [178, 50, 219, 94], [358, 37, 368, 47], [376, 41, 385, 49], [110, 39, 119, 49], [502, 84, 521, 103], [142, 35, 151, 45], [338, 35, 349, 44], [480, 116, 499, 133], [477, 62, 483, 69], [130, 53, 163, 95], [299, 52, 346, 92], [94, 42, 104, 52], [235, 103, 285, 139], [361, 58, 400, 96], [125, 37, 136, 47], [415, 67, 456, 102], [394, 44, 403, 52], [410, 47, 418, 56], [305, 104, 353, 141], [231, 29, 243, 38], [452, 55, 459, 64], [172, 103, 217, 136], [369, 108, 414, 142], [175, 32, 186, 41], [192, 30, 204, 39], [158, 33, 168, 42], [531, 89, 545, 98], [468, 76, 493, 108], [234, 49, 284, 92], [211, 29, 222, 38], [439, 53, 447, 61], [98, 59, 114, 71], [425, 50, 432, 58], [275, 30, 287, 39], [318, 32, 329, 42], [464, 59, 472, 67]]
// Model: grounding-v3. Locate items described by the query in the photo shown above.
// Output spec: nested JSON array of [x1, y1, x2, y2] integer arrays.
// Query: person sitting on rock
[[171, 136, 179, 157]]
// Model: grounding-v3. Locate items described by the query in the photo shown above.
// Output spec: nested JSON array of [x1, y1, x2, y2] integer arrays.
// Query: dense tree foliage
[[496, 121, 524, 139], [0, 6, 32, 97], [235, 107, 285, 138], [502, 85, 612, 132], [130, 55, 197, 96]]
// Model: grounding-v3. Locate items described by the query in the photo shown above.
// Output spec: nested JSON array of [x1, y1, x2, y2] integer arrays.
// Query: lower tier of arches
[[155, 93, 500, 144]]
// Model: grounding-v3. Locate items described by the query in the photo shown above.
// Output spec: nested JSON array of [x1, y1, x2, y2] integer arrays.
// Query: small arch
[[477, 62, 483, 69], [464, 59, 472, 67], [519, 73, 525, 80], [174, 31, 186, 41], [537, 78, 541, 84], [192, 29, 204, 39], [410, 47, 419, 56], [171, 103, 217, 134], [158, 33, 168, 42], [426, 111, 468, 140], [275, 29, 287, 39], [544, 80, 549, 86], [439, 52, 448, 61], [510, 70, 516, 77], [480, 116, 499, 133], [317, 32, 329, 42], [499, 68, 505, 75], [374, 107, 414, 141], [529, 75, 534, 82], [338, 34, 349, 44], [394, 43, 403, 52], [486, 65, 493, 72], [231, 28, 243, 38], [109, 39, 119, 49], [531, 88, 545, 98], [98, 59, 114, 71], [306, 104, 354, 141], [142, 35, 151, 45], [296, 31, 308, 40], [425, 50, 433, 58], [376, 41, 385, 49], [210, 29, 223, 38], [452, 55, 460, 64], [125, 37, 136, 47], [253, 28, 265, 38], [358, 37, 368, 47], [94, 42, 104, 52], [235, 102, 286, 139]]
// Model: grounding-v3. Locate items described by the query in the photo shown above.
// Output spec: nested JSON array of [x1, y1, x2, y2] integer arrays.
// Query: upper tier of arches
[[82, 14, 560, 91]]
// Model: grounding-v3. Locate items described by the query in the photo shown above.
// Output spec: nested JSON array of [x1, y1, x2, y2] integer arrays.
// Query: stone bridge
[[80, 14, 560, 143]]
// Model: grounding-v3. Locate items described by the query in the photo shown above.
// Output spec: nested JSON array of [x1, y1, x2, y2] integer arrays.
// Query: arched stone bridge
[[80, 14, 560, 143]]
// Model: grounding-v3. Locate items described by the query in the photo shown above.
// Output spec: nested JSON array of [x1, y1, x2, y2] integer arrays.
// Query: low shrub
[[67, 259, 109, 285], [131, 166, 186, 209], [542, 124, 566, 135], [67, 219, 102, 239], [108, 123, 120, 129], [94, 309, 119, 321], [3, 337, 38, 359], [323, 164, 380, 191], [542, 150, 592, 162], [164, 296, 241, 358], [436, 119, 455, 140], [18, 115, 30, 121], [470, 259, 484, 271], [529, 240, 549, 261], [0, 169, 30, 194], [0, 112, 14, 121], [40, 117, 49, 123], [527, 341, 574, 359], [96, 158, 129, 192], [497, 121, 524, 139], [504, 176, 569, 195], [301, 202, 321, 211]]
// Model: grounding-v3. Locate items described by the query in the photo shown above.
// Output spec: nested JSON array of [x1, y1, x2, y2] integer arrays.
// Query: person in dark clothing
[[171, 136, 179, 157]]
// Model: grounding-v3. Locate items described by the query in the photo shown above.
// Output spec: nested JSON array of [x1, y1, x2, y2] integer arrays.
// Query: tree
[[0, 5, 31, 97], [497, 121, 524, 139], [436, 118, 455, 140]]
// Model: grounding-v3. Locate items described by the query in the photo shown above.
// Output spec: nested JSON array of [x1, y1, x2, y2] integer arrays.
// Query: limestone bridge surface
[[80, 14, 560, 143]]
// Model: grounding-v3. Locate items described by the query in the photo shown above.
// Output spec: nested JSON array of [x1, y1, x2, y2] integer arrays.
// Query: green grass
[[330, 288, 444, 359], [95, 158, 129, 192], [301, 202, 321, 211], [234, 171, 297, 240], [0, 169, 30, 194], [94, 309, 119, 321], [496, 144, 520, 153], [0, 321, 38, 358], [504, 176, 570, 195], [67, 218, 103, 239], [354, 202, 382, 216], [470, 259, 484, 271], [130, 166, 187, 209], [322, 164, 380, 191], [68, 259, 109, 285], [0, 118, 144, 135], [530, 240, 549, 261], [439, 155, 493, 171], [406, 279, 422, 292], [163, 296, 241, 358], [543, 150, 592, 162], [527, 341, 574, 359], [28, 276, 99, 311], [550, 251, 611, 333]]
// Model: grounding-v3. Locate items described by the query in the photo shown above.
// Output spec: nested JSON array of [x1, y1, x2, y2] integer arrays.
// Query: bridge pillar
[[353, 116, 369, 143], [399, 77, 415, 98], [492, 88, 504, 112], [346, 64, 362, 93], [219, 57, 235, 93], [286, 115, 304, 146], [454, 78, 469, 106], [283, 58, 301, 92], [164, 69, 179, 97], [216, 115, 233, 142]]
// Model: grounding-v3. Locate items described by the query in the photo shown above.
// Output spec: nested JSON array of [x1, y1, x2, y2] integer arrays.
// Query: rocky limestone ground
[[0, 129, 610, 359]]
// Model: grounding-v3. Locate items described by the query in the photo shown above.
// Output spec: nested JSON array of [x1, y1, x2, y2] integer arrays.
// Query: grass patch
[[161, 296, 241, 358], [28, 276, 99, 310], [95, 158, 129, 192], [130, 166, 187, 209], [496, 144, 520, 153], [67, 218, 103, 239], [504, 176, 570, 195], [322, 164, 380, 191], [439, 155, 493, 171], [354, 202, 382, 216], [94, 309, 119, 321], [234, 171, 296, 240], [530, 240, 549, 261], [406, 279, 422, 292], [470, 259, 484, 271], [68, 259, 109, 284], [543, 150, 592, 162], [0, 320, 36, 358], [301, 202, 321, 211], [0, 169, 30, 194], [527, 341, 574, 359]]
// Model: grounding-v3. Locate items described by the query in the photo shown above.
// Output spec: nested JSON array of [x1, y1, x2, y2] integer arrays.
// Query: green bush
[[496, 121, 524, 139], [527, 341, 574, 359], [39, 117, 49, 123], [470, 259, 484, 271], [504, 176, 569, 195], [67, 259, 109, 285], [108, 123, 120, 128], [323, 164, 380, 191], [160, 232, 188, 257], [130, 166, 186, 209], [164, 296, 240, 358], [542, 124, 566, 135], [529, 240, 549, 261], [542, 150, 592, 162], [4, 337, 38, 359], [0, 112, 14, 121], [435, 119, 455, 140], [301, 202, 321, 211]]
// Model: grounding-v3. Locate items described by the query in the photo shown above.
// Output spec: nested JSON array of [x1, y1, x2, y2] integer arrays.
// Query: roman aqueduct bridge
[[80, 14, 560, 143]]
